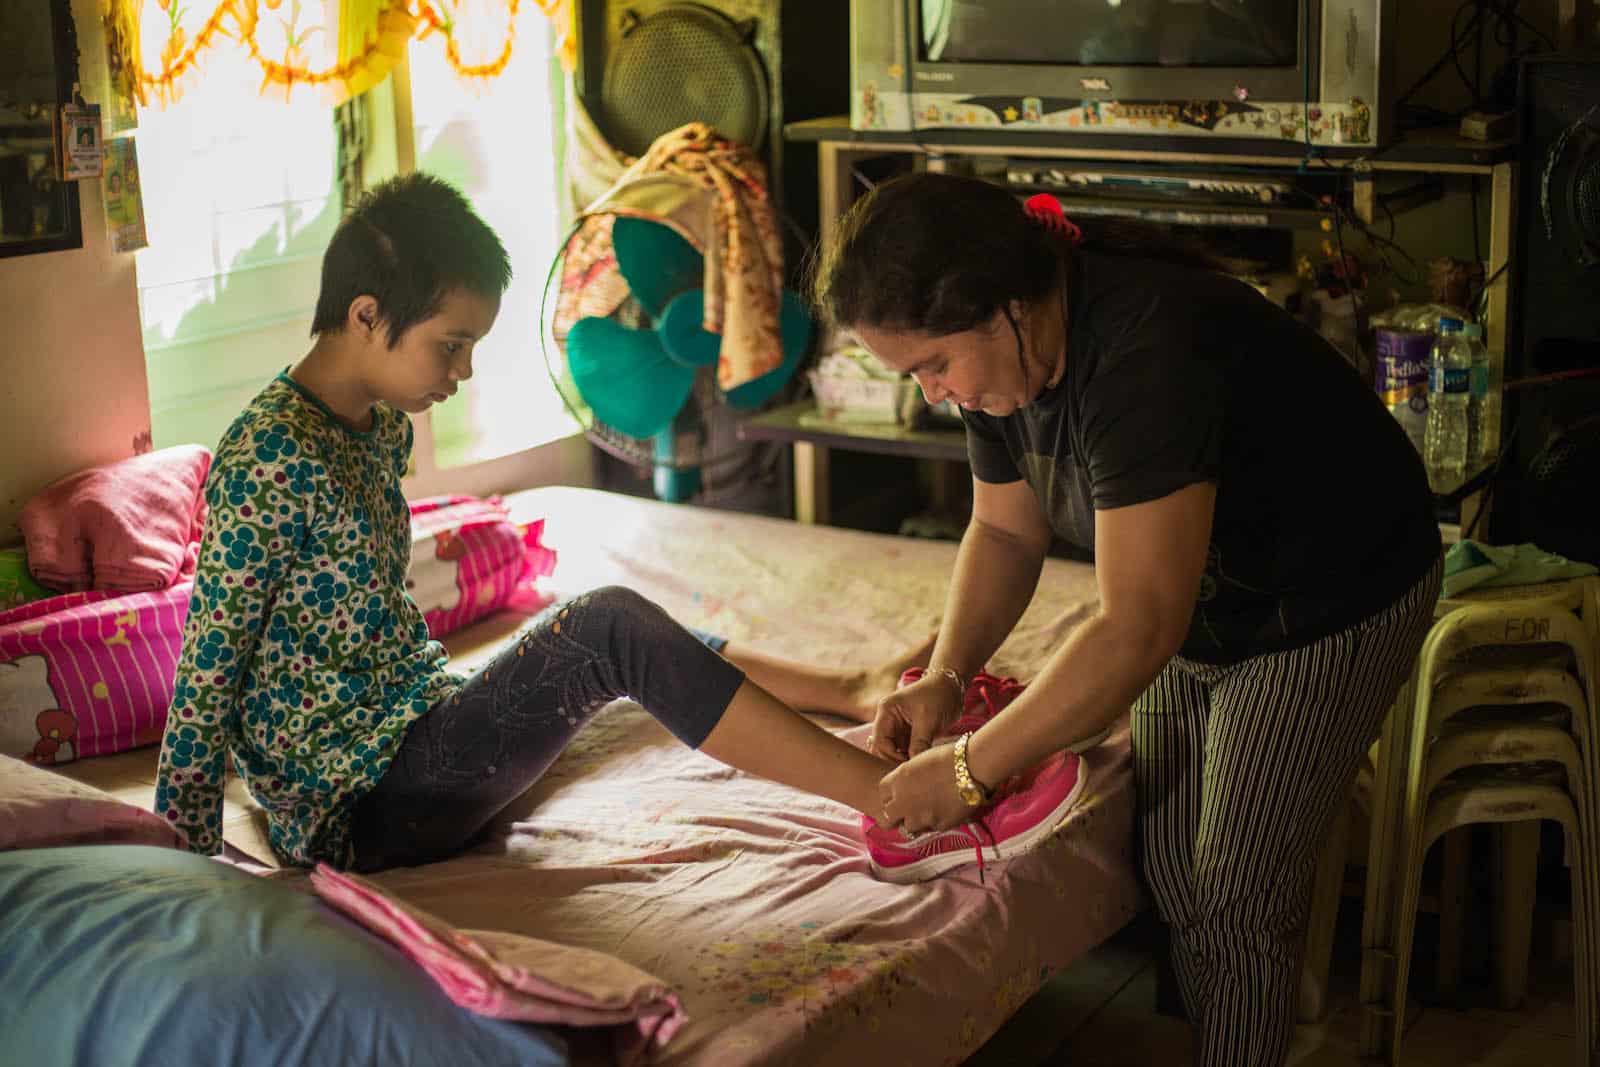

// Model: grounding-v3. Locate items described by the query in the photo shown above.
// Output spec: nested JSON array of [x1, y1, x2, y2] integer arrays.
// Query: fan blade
[[724, 290, 813, 410], [613, 217, 704, 320], [566, 316, 695, 439], [658, 289, 722, 368]]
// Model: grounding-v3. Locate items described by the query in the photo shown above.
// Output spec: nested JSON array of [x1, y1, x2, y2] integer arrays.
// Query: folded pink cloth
[[20, 445, 211, 593], [309, 864, 687, 1064]]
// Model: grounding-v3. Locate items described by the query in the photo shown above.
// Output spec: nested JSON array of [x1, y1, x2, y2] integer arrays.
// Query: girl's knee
[[577, 585, 677, 646], [584, 585, 660, 624]]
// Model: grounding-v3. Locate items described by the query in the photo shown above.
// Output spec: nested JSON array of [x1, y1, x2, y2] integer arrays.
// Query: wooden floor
[[969, 909, 1579, 1066]]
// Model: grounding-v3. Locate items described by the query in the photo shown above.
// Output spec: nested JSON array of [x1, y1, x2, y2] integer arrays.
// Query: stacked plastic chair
[[1355, 576, 1598, 1066]]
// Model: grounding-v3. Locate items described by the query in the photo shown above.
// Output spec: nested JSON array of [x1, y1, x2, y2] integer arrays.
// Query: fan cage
[[598, 4, 769, 160], [538, 217, 800, 478]]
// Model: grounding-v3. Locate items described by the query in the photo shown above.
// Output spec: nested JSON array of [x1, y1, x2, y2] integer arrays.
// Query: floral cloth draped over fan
[[101, 0, 576, 111], [555, 123, 787, 392]]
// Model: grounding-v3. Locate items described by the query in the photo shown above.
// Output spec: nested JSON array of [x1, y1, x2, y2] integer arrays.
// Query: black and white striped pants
[[1133, 558, 1442, 1066]]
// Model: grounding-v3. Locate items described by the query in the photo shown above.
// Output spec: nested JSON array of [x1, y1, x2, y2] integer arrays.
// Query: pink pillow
[[407, 496, 557, 639], [0, 754, 184, 852]]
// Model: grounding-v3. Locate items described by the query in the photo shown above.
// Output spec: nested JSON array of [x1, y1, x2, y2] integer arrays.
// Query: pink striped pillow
[[407, 496, 557, 640], [0, 754, 184, 851], [0, 584, 190, 766]]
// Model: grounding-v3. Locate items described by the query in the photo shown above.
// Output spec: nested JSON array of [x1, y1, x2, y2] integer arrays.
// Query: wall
[[0, 0, 149, 546], [0, 0, 592, 547]]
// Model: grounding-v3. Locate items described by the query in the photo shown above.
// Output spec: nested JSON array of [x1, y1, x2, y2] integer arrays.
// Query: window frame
[[378, 46, 593, 500]]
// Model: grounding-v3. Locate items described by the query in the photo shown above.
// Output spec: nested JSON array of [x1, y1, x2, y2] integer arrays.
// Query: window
[[407, 18, 577, 471], [136, 48, 339, 452], [138, 17, 577, 487]]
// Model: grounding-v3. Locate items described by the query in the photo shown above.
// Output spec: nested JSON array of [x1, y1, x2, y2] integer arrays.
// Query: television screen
[[920, 0, 1300, 68]]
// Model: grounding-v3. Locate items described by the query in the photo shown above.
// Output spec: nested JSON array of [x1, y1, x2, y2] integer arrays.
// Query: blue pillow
[[0, 846, 570, 1067]]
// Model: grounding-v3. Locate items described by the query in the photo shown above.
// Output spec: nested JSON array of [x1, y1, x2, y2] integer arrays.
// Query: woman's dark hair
[[311, 172, 512, 347], [811, 171, 1222, 335]]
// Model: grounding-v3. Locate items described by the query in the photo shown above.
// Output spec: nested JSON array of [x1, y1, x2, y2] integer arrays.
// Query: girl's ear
[[348, 295, 382, 337]]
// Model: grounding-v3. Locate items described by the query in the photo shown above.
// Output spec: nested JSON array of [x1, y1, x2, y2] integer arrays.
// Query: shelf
[[738, 401, 968, 463], [785, 117, 1514, 174], [1009, 189, 1337, 231]]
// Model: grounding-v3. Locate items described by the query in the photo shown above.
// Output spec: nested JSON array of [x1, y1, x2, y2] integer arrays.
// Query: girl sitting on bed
[[155, 173, 1065, 877]]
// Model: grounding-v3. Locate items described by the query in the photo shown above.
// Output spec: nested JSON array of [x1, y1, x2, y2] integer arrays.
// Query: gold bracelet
[[953, 731, 990, 807]]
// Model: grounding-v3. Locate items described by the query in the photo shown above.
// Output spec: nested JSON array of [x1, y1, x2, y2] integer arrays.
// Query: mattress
[[59, 486, 1143, 1065]]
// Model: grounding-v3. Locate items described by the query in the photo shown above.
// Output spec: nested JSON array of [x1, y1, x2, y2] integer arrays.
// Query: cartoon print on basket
[[0, 654, 76, 765]]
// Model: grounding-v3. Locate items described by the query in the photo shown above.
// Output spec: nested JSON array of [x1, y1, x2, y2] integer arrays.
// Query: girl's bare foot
[[839, 629, 938, 723]]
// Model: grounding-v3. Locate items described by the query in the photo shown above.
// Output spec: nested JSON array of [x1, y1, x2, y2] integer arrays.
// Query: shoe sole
[[868, 758, 1091, 884]]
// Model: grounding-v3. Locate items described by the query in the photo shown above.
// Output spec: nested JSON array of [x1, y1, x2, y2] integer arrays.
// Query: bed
[[47, 485, 1142, 1065]]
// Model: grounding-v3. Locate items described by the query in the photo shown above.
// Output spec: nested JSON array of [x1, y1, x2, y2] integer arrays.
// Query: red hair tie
[[1023, 193, 1083, 245]]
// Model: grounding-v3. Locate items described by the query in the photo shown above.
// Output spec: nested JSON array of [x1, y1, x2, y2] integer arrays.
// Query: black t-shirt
[[964, 250, 1440, 664]]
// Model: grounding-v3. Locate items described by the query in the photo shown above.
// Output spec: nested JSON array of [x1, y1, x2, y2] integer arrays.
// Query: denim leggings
[[349, 586, 741, 871]]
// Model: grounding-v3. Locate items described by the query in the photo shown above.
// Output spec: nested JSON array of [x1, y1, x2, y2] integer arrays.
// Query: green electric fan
[[545, 208, 811, 503]]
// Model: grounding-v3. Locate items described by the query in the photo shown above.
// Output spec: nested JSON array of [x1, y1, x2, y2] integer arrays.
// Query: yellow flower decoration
[[102, 0, 556, 108]]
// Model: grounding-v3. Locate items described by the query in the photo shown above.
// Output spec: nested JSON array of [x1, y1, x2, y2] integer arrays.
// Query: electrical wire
[[1300, 3, 1317, 167], [1344, 197, 1424, 287], [1470, 260, 1509, 319], [1399, 0, 1553, 124]]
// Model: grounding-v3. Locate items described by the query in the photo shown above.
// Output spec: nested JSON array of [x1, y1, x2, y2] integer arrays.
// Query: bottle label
[[1375, 328, 1430, 405], [1429, 366, 1469, 394]]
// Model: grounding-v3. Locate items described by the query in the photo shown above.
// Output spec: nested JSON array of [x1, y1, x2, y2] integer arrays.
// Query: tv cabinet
[[773, 117, 1517, 532]]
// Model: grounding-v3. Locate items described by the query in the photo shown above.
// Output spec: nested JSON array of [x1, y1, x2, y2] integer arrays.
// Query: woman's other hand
[[878, 742, 970, 834], [868, 673, 961, 763]]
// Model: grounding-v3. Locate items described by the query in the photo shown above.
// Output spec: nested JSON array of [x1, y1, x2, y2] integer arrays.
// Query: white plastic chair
[[1427, 664, 1591, 1005], [1387, 781, 1594, 1067], [1318, 577, 1597, 1039], [1303, 671, 1587, 1022], [1376, 601, 1596, 1065], [1427, 723, 1589, 1008]]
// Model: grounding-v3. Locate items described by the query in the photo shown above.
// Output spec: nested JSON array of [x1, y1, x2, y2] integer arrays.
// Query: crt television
[[850, 0, 1397, 147]]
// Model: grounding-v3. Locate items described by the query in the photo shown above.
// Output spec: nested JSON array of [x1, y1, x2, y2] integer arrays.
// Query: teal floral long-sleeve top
[[155, 372, 460, 866]]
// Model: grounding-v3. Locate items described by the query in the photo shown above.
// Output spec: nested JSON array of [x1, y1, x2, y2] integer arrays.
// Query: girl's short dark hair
[[311, 173, 511, 347], [811, 171, 1221, 336]]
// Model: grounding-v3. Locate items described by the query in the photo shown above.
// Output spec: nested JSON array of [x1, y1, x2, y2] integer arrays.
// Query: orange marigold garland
[[102, 0, 546, 109]]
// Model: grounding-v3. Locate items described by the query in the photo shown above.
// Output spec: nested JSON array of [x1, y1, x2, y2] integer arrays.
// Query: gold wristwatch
[[953, 732, 990, 808]]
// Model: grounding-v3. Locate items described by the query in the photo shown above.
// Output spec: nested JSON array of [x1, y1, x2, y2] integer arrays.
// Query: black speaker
[[1491, 54, 1600, 561], [573, 0, 849, 255]]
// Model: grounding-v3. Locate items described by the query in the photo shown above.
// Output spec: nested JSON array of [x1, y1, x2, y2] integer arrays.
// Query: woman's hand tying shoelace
[[867, 671, 962, 763]]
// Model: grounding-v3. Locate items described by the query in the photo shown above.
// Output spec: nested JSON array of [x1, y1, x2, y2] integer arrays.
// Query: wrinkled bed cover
[[352, 487, 1144, 1066]]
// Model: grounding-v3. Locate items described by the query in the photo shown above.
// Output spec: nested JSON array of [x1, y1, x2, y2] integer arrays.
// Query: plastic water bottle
[[1424, 316, 1471, 490], [1462, 322, 1497, 469]]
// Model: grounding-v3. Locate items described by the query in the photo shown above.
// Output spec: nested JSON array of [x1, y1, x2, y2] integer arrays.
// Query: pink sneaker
[[898, 668, 1109, 753], [861, 745, 1089, 884]]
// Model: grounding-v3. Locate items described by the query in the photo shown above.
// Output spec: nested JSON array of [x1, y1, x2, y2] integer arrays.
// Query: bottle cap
[[1438, 316, 1464, 332], [1462, 323, 1484, 339]]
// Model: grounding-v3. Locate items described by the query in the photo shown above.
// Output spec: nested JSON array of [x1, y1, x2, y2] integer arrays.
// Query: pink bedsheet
[[335, 487, 1143, 1066], [360, 713, 1139, 1066]]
